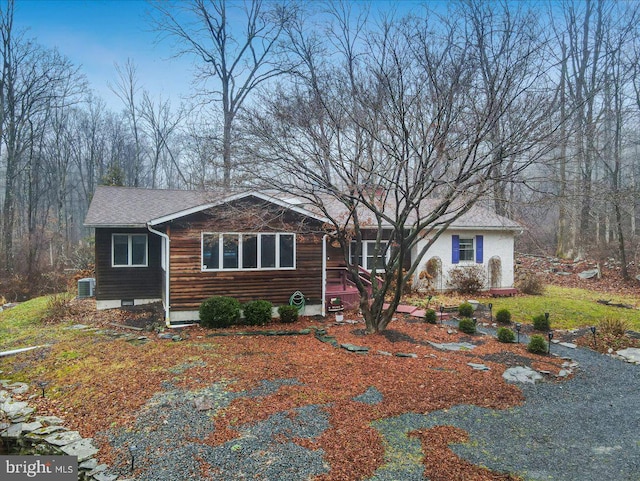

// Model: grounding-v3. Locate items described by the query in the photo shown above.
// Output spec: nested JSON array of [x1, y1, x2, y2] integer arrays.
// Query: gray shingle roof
[[84, 186, 520, 231], [84, 186, 212, 227]]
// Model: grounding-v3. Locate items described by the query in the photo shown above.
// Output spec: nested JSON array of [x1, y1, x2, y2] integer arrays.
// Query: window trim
[[458, 237, 475, 262], [111, 233, 149, 268], [201, 232, 296, 271]]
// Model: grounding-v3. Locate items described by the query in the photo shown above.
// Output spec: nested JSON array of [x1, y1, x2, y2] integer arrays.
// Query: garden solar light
[[515, 323, 521, 343], [427, 295, 432, 308], [488, 302, 493, 323], [473, 317, 477, 326], [439, 305, 444, 323], [548, 331, 554, 354], [129, 444, 137, 472], [36, 380, 48, 398], [590, 326, 597, 346]]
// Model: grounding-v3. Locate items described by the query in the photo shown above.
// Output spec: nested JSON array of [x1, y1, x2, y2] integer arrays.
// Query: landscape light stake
[[515, 323, 521, 344], [129, 444, 137, 472], [36, 380, 48, 398], [473, 317, 477, 327], [426, 295, 433, 309], [548, 331, 554, 355], [590, 326, 597, 347], [545, 312, 550, 323], [488, 302, 493, 323], [439, 305, 444, 324]]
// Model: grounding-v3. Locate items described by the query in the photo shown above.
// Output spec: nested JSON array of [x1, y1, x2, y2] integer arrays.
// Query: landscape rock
[[468, 363, 490, 371], [395, 352, 418, 358], [502, 366, 543, 384], [340, 343, 369, 353], [45, 430, 83, 446], [616, 348, 640, 364], [427, 341, 476, 351], [61, 438, 99, 461]]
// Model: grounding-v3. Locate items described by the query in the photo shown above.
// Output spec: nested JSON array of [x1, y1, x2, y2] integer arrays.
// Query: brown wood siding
[[167, 208, 324, 312], [95, 228, 162, 301]]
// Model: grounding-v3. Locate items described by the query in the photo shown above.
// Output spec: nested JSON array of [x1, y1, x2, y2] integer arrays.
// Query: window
[[452, 235, 483, 264], [202, 233, 296, 271], [459, 238, 474, 262], [112, 234, 148, 267], [350, 240, 389, 271]]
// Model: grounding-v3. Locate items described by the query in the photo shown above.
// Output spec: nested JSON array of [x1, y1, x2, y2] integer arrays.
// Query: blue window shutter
[[452, 235, 460, 264], [476, 235, 484, 263]]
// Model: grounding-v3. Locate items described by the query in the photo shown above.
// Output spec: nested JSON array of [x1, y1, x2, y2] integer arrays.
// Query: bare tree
[[242, 2, 558, 333], [153, 0, 291, 186], [110, 59, 144, 186]]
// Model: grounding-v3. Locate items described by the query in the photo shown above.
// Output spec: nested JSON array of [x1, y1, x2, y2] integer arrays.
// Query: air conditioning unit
[[78, 278, 95, 298]]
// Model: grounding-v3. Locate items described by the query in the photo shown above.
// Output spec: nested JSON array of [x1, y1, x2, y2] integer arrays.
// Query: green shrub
[[458, 302, 474, 318], [533, 313, 550, 331], [458, 318, 476, 335], [497, 327, 515, 343], [278, 305, 299, 324], [424, 309, 438, 324], [446, 265, 486, 294], [527, 334, 548, 354], [495, 308, 511, 324], [242, 300, 273, 326], [199, 296, 241, 328]]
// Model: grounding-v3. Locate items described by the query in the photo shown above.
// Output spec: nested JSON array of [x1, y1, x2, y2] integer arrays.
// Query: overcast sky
[[14, 0, 193, 112]]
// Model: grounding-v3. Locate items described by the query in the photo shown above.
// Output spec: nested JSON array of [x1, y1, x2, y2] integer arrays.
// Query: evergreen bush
[[533, 313, 550, 331], [495, 308, 511, 324], [527, 334, 548, 354], [424, 309, 438, 324], [458, 318, 476, 335], [242, 300, 273, 326], [497, 327, 515, 343], [199, 296, 241, 328], [458, 302, 474, 318], [278, 305, 299, 324]]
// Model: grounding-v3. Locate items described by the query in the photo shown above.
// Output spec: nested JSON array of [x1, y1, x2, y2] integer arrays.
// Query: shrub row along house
[[84, 186, 521, 326]]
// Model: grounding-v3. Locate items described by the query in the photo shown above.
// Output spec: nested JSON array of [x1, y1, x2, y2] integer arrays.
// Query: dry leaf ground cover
[[0, 299, 575, 480]]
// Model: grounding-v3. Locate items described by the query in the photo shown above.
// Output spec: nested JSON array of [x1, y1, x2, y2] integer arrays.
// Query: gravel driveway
[[102, 342, 639, 481]]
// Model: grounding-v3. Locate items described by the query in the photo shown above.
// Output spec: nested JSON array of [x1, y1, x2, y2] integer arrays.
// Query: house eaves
[[148, 191, 331, 226]]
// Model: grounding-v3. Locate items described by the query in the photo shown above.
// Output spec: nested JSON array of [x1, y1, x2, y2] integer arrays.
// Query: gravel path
[[101, 341, 639, 480], [369, 340, 640, 481]]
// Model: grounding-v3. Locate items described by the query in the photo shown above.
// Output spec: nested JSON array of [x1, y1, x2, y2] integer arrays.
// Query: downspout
[[322, 235, 327, 317], [147, 223, 170, 327]]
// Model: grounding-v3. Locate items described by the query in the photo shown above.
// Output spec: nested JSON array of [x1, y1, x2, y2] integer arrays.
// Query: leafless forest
[[1, 0, 639, 297]]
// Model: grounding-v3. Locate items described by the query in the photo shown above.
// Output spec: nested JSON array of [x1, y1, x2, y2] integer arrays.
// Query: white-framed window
[[350, 240, 389, 271], [459, 237, 474, 262], [112, 234, 148, 267], [202, 233, 296, 271]]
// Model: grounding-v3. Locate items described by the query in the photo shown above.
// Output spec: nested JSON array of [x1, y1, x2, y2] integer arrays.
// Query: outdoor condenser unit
[[78, 277, 95, 298]]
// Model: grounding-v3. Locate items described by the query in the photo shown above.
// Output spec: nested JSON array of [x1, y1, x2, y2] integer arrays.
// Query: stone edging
[[0, 380, 123, 481]]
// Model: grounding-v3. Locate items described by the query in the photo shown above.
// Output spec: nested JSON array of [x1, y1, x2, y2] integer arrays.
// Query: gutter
[[322, 235, 327, 317], [147, 223, 171, 327]]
